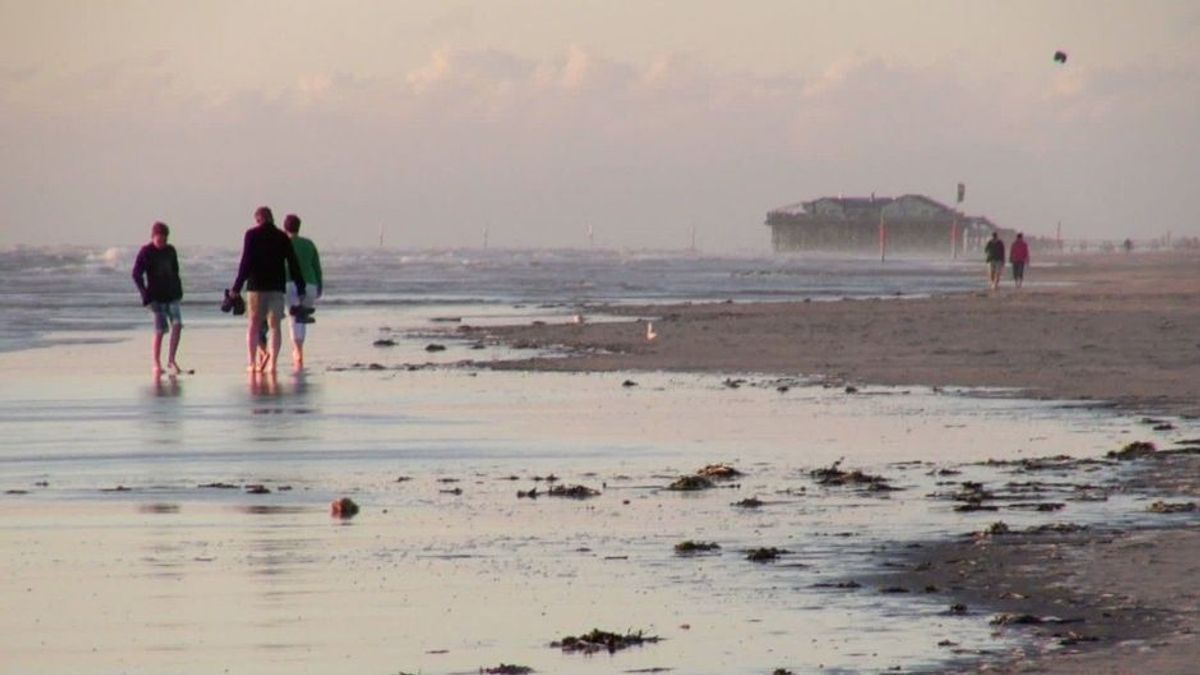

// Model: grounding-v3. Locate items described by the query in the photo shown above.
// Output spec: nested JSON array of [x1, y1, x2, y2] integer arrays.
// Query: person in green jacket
[[282, 213, 323, 371]]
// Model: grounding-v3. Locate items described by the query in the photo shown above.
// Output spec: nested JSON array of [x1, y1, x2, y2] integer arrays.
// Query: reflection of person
[[282, 214, 323, 370], [984, 232, 1006, 291], [132, 221, 184, 376], [1010, 232, 1030, 289], [230, 207, 306, 374]]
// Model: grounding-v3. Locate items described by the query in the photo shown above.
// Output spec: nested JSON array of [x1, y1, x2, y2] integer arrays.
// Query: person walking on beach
[[282, 214, 322, 370], [984, 232, 1006, 291], [230, 206, 306, 374], [132, 221, 184, 376], [1010, 232, 1030, 289]]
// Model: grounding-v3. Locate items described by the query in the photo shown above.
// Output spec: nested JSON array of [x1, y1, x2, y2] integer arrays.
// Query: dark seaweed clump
[[1107, 441, 1157, 460], [666, 475, 715, 491], [551, 628, 661, 654], [674, 540, 721, 554], [810, 459, 898, 491], [547, 484, 601, 499]]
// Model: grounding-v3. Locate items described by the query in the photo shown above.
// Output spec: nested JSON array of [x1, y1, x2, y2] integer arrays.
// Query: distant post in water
[[879, 213, 887, 263], [953, 182, 965, 259]]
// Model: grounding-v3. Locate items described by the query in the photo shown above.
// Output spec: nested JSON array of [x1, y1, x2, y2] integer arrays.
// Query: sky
[[2, 0, 1198, 250]]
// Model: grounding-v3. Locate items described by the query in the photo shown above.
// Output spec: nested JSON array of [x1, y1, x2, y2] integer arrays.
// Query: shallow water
[[1, 302, 1193, 674]]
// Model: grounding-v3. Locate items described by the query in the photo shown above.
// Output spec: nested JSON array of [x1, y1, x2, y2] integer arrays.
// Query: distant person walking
[[1010, 232, 1030, 289], [984, 232, 1006, 291], [282, 214, 322, 370], [230, 206, 306, 374], [132, 221, 184, 376]]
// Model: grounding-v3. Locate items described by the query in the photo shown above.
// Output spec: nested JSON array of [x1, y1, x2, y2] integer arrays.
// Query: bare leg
[[246, 311, 263, 372], [266, 314, 282, 374], [167, 324, 183, 374], [152, 330, 164, 376]]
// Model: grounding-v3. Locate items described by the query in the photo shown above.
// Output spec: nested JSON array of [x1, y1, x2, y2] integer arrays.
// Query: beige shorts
[[247, 291, 286, 324]]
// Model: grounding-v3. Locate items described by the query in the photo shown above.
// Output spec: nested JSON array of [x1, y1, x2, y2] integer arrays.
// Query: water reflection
[[150, 376, 182, 398]]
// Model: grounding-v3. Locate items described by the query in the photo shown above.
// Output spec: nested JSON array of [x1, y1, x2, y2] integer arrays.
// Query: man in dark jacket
[[230, 206, 306, 373], [132, 221, 184, 376], [984, 232, 1006, 291]]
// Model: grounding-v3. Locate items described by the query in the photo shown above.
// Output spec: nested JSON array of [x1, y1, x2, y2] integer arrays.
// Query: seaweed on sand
[[697, 463, 743, 479], [481, 665, 533, 674], [809, 459, 899, 491], [746, 547, 789, 562], [666, 475, 715, 491], [551, 628, 661, 654], [1108, 441, 1157, 460], [548, 484, 601, 499], [674, 540, 721, 555]]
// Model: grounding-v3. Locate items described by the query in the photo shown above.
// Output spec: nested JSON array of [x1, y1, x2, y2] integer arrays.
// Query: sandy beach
[[462, 251, 1200, 672], [474, 252, 1200, 418], [2, 250, 1198, 674]]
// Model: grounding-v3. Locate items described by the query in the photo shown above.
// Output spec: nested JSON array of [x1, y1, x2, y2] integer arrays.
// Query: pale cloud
[[1, 43, 1198, 248]]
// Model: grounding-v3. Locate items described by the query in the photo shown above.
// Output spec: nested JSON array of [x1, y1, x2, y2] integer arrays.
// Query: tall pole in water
[[378, 223, 383, 248], [1056, 220, 1062, 253], [587, 223, 594, 249], [690, 224, 697, 253], [879, 212, 887, 263], [483, 227, 489, 250], [953, 182, 965, 259]]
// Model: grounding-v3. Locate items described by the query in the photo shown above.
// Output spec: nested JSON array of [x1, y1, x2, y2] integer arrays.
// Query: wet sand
[[463, 251, 1200, 672], [473, 251, 1200, 418]]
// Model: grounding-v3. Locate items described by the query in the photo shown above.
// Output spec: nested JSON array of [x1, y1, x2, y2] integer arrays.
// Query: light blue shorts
[[149, 301, 182, 333]]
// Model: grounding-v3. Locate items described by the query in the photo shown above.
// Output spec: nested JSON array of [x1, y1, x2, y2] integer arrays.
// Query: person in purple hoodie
[[229, 206, 306, 374], [132, 221, 184, 377]]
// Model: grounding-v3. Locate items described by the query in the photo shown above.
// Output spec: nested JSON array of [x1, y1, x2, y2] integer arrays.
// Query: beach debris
[[1058, 631, 1100, 646], [245, 484, 271, 494], [532, 474, 559, 483], [1007, 501, 1066, 512], [481, 665, 533, 674], [138, 503, 180, 514], [1108, 441, 1157, 460], [645, 322, 658, 341], [991, 613, 1080, 626], [697, 463, 743, 479], [517, 487, 539, 499], [949, 603, 968, 614], [812, 580, 861, 589], [1025, 522, 1088, 534], [547, 484, 601, 499], [551, 628, 661, 654], [723, 378, 745, 389], [440, 487, 463, 495], [772, 670, 795, 675], [1148, 500, 1197, 513], [977, 521, 1011, 537], [844, 385, 859, 394], [425, 343, 447, 352], [396, 476, 412, 482], [330, 497, 359, 519], [100, 485, 132, 492], [674, 540, 721, 555], [746, 547, 788, 562], [879, 586, 910, 594], [372, 338, 397, 347], [733, 497, 764, 508], [4, 489, 29, 495], [1054, 50, 1068, 64], [198, 482, 239, 489], [810, 459, 898, 491], [430, 316, 461, 323], [666, 475, 715, 491], [437, 477, 460, 483], [622, 379, 638, 387]]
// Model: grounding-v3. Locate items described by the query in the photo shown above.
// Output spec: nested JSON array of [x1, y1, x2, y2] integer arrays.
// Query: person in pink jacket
[[1010, 232, 1030, 289]]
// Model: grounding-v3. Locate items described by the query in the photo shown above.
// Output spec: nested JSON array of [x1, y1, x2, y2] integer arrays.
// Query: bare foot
[[153, 364, 163, 377], [168, 362, 183, 375]]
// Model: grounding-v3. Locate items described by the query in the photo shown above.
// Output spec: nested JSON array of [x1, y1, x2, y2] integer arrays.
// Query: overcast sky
[[2, 0, 1198, 250]]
